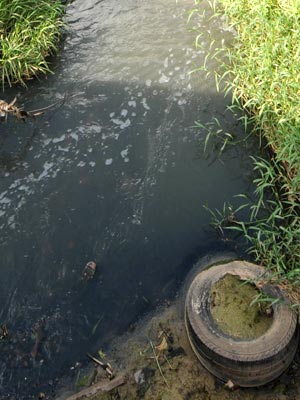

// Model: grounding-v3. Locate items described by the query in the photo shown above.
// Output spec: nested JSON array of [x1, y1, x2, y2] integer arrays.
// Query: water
[[0, 0, 256, 398]]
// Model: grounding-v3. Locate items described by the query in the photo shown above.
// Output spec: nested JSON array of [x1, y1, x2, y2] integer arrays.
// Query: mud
[[60, 298, 300, 400], [210, 274, 273, 339]]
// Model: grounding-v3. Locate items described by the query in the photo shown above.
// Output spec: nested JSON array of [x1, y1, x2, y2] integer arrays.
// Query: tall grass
[[0, 0, 66, 88], [216, 0, 300, 194], [193, 0, 300, 283]]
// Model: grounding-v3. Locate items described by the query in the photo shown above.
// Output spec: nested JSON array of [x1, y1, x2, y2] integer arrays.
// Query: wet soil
[[210, 274, 273, 339], [60, 298, 300, 400]]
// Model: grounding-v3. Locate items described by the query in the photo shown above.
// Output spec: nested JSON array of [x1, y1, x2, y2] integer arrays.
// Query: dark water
[[0, 0, 256, 398]]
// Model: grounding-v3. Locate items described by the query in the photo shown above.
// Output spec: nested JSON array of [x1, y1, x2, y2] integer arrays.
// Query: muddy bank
[[57, 295, 300, 400]]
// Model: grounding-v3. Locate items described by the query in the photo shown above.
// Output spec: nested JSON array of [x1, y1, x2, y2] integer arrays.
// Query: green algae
[[210, 274, 273, 340]]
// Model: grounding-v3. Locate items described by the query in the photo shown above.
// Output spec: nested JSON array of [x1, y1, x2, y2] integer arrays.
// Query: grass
[[215, 0, 300, 191], [191, 0, 300, 299], [0, 0, 66, 88]]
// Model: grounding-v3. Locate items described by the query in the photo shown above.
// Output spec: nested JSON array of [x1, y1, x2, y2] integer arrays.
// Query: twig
[[164, 354, 174, 370], [27, 94, 67, 115], [86, 353, 114, 379], [149, 340, 169, 387], [65, 373, 127, 400]]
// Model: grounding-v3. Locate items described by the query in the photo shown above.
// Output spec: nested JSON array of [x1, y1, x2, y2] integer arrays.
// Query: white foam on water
[[90, 124, 102, 133], [0, 197, 10, 205], [120, 119, 131, 129], [159, 74, 170, 83], [37, 162, 54, 181], [70, 132, 79, 142], [7, 215, 15, 229], [128, 100, 136, 108], [105, 158, 113, 166], [121, 148, 129, 158], [141, 98, 150, 110], [53, 134, 66, 144], [43, 138, 52, 146], [120, 148, 129, 162], [58, 146, 69, 152], [111, 118, 124, 126], [178, 99, 187, 105]]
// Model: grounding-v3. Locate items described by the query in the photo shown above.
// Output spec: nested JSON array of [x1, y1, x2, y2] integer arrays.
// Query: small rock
[[225, 379, 235, 390], [134, 369, 145, 385], [38, 393, 45, 399], [133, 367, 154, 386]]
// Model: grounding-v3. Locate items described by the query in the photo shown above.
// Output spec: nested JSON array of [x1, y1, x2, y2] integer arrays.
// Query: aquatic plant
[[0, 0, 66, 88]]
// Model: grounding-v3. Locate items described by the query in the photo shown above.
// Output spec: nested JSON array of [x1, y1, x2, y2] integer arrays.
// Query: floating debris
[[0, 96, 65, 122], [81, 261, 97, 281], [0, 324, 8, 340], [0, 98, 29, 121], [31, 320, 45, 360]]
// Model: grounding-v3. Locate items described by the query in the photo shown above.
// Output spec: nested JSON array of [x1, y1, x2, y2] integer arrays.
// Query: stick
[[64, 373, 127, 400], [149, 340, 169, 387], [86, 353, 114, 379], [27, 93, 67, 114]]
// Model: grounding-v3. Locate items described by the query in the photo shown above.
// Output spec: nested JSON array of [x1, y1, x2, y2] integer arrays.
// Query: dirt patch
[[210, 274, 273, 339], [60, 298, 300, 400]]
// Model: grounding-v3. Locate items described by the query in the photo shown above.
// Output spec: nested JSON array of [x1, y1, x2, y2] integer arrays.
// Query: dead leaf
[[155, 336, 169, 354]]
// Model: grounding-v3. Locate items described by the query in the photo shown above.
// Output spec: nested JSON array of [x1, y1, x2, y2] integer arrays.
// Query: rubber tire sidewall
[[185, 260, 299, 386]]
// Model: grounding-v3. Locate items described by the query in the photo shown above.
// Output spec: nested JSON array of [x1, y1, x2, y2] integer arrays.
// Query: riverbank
[[0, 0, 66, 88], [57, 296, 300, 400], [203, 0, 300, 283]]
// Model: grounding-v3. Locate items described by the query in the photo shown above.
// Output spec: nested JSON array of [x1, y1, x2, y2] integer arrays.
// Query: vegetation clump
[[196, 0, 300, 292], [216, 0, 300, 191], [0, 0, 66, 88]]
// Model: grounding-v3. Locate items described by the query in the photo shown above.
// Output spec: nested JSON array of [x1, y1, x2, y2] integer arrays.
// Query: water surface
[[0, 0, 255, 397]]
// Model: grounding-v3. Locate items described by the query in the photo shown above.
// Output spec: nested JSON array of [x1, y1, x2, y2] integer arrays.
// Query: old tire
[[185, 260, 299, 387]]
